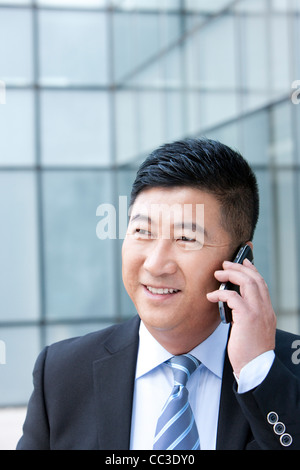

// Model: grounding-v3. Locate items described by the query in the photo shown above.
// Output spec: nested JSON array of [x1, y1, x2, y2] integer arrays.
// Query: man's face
[[122, 186, 235, 352]]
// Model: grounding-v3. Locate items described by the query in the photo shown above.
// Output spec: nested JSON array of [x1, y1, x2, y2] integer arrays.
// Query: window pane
[[270, 16, 290, 94], [296, 101, 300, 164], [205, 121, 240, 153], [0, 90, 35, 166], [166, 91, 184, 142], [115, 91, 138, 164], [112, 0, 181, 11], [40, 91, 111, 166], [128, 59, 163, 88], [0, 327, 40, 406], [293, 0, 300, 11], [294, 16, 300, 81], [240, 15, 269, 111], [0, 0, 31, 3], [37, 0, 107, 6], [270, 102, 294, 165], [127, 18, 182, 87], [275, 171, 298, 327], [113, 13, 160, 81], [200, 91, 238, 130], [113, 13, 137, 81], [189, 91, 238, 137], [185, 15, 236, 90], [0, 172, 40, 322], [138, 91, 165, 155], [186, 92, 201, 136], [39, 11, 109, 86], [0, 8, 33, 84], [234, 0, 268, 12], [252, 171, 274, 298], [163, 47, 182, 88], [159, 12, 182, 49], [241, 109, 269, 165], [43, 171, 116, 320], [185, 0, 234, 13], [134, 13, 160, 73], [271, 0, 290, 12]]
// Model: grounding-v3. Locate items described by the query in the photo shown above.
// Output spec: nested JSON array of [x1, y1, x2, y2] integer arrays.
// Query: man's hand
[[207, 258, 277, 377]]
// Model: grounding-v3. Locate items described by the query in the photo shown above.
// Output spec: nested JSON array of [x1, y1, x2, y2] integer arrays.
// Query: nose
[[143, 239, 177, 277]]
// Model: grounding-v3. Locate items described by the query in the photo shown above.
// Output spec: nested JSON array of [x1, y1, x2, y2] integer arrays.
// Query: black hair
[[130, 138, 259, 244]]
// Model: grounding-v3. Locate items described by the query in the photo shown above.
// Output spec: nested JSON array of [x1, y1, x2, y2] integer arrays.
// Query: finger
[[219, 261, 268, 297], [206, 289, 244, 311], [242, 257, 256, 270], [223, 259, 257, 275], [213, 268, 252, 290]]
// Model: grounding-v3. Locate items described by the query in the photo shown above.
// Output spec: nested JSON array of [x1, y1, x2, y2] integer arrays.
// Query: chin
[[138, 307, 181, 332]]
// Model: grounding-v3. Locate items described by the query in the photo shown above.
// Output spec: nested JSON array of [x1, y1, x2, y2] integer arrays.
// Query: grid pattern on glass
[[0, 0, 299, 409], [40, 91, 111, 166], [0, 172, 40, 322], [43, 171, 116, 320], [0, 8, 33, 84], [38, 10, 109, 86]]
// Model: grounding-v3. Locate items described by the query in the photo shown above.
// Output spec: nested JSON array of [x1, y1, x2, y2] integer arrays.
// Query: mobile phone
[[219, 244, 254, 324]]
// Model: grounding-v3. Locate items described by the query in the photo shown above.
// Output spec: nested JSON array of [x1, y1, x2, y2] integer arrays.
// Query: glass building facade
[[0, 0, 300, 406]]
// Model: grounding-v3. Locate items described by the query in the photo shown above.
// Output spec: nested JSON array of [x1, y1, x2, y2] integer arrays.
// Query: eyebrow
[[130, 213, 208, 238], [130, 213, 151, 224]]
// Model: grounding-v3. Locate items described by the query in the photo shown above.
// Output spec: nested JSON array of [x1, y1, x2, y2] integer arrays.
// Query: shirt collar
[[135, 321, 171, 380], [135, 320, 230, 380], [189, 321, 230, 379]]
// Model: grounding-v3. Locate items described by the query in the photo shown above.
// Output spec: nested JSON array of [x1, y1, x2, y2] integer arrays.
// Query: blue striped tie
[[153, 354, 201, 450]]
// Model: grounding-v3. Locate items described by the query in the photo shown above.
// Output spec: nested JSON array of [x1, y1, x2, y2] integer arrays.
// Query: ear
[[245, 240, 253, 251]]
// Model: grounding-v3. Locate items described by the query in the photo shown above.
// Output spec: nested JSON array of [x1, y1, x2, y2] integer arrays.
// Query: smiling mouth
[[145, 285, 180, 295]]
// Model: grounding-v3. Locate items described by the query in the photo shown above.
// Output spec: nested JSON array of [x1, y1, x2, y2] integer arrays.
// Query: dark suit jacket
[[17, 315, 300, 450]]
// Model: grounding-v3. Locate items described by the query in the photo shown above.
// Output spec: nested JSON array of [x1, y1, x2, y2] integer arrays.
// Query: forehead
[[131, 186, 221, 214]]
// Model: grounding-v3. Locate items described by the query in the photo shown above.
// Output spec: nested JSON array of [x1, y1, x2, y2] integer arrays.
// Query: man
[[17, 138, 300, 450]]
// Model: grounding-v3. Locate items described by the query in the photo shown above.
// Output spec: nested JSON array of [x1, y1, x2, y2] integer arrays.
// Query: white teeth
[[146, 286, 179, 295]]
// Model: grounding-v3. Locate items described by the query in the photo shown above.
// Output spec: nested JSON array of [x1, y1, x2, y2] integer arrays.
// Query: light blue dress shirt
[[130, 321, 275, 450]]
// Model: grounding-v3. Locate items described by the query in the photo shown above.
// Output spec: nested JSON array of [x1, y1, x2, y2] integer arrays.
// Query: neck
[[144, 318, 221, 355]]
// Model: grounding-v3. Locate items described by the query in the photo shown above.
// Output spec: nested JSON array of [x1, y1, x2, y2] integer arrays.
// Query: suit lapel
[[93, 316, 140, 450], [216, 350, 251, 449]]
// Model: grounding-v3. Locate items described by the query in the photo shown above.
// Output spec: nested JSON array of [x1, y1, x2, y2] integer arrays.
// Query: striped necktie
[[153, 354, 201, 450]]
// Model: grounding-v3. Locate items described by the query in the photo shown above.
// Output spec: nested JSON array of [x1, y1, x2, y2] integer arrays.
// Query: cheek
[[185, 255, 222, 296], [122, 240, 142, 291]]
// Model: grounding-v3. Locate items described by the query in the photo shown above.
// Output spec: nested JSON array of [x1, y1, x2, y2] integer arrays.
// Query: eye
[[178, 236, 196, 242], [176, 235, 203, 251], [134, 228, 152, 238]]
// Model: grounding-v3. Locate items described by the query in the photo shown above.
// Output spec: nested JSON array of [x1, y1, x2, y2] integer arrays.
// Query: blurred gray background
[[0, 0, 299, 417]]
